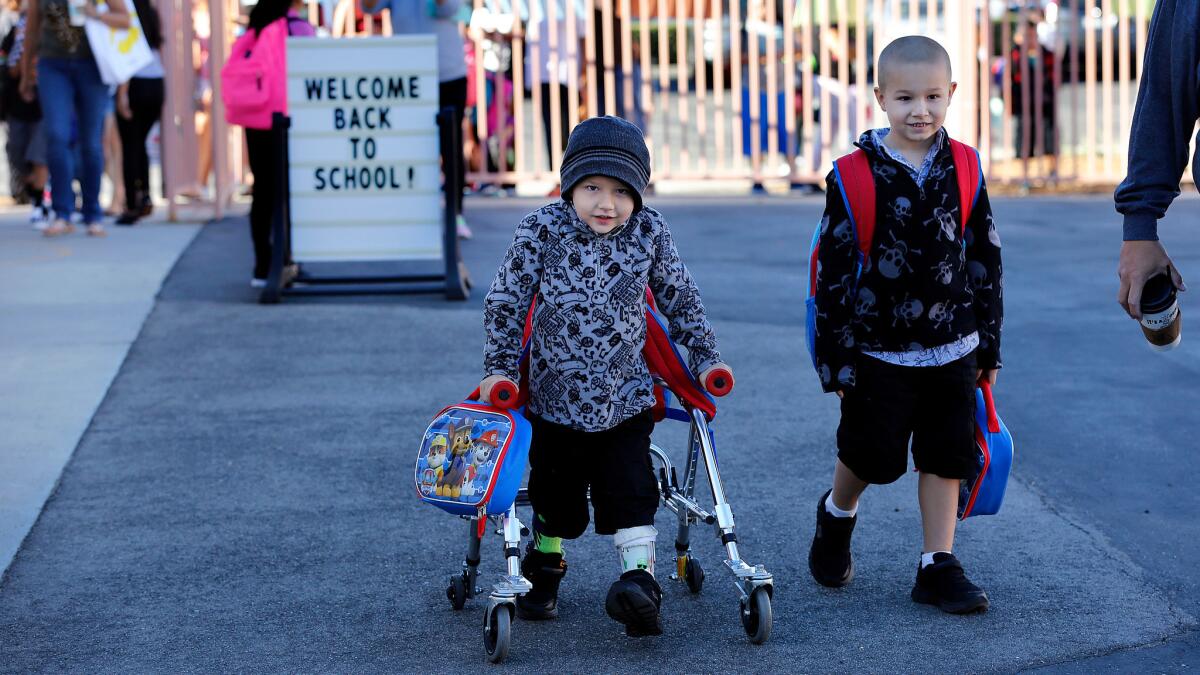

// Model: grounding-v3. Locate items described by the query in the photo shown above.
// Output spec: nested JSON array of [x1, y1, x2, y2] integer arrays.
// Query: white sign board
[[286, 36, 441, 263]]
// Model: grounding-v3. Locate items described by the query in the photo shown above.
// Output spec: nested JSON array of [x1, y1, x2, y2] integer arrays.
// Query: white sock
[[921, 551, 951, 568], [614, 525, 657, 576], [825, 492, 857, 519]]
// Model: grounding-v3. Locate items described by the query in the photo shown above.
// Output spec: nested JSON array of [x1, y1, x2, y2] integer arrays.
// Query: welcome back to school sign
[[286, 36, 440, 262]]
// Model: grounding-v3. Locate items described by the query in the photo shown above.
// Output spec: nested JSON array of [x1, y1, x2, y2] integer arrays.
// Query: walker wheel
[[483, 604, 512, 663], [447, 574, 467, 611], [740, 587, 773, 645], [684, 557, 705, 594]]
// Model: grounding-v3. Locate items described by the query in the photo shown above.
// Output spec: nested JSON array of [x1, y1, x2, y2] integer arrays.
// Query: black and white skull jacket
[[811, 131, 1003, 393], [484, 201, 722, 431]]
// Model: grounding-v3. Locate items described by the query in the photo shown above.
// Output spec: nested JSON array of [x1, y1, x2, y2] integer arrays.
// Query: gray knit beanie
[[560, 116, 652, 213]]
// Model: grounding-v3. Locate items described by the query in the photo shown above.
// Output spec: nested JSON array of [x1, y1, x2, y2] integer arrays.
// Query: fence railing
[[186, 0, 1155, 220]]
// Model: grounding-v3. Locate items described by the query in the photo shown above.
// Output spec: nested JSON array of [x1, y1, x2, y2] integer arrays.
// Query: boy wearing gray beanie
[[480, 116, 732, 637]]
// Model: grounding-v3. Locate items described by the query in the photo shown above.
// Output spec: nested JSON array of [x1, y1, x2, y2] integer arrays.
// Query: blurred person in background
[[113, 0, 163, 225], [525, 0, 583, 182], [363, 0, 472, 238], [1009, 11, 1058, 182], [238, 0, 313, 286], [2, 3, 50, 226], [102, 96, 123, 214], [21, 0, 132, 237]]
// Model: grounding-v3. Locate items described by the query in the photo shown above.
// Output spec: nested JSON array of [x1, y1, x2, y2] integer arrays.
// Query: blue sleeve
[[1113, 0, 1200, 241]]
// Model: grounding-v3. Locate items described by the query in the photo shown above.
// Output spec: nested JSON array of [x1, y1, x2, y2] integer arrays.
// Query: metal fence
[[449, 0, 1154, 188], [182, 0, 1155, 218]]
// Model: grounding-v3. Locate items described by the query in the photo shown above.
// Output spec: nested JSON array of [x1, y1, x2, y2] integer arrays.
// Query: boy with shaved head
[[807, 36, 1003, 613]]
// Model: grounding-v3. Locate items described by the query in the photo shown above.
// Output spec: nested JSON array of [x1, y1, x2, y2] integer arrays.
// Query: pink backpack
[[221, 18, 288, 130]]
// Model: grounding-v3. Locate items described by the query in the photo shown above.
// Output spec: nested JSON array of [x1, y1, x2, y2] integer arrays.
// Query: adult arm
[[18, 1, 38, 101], [84, 0, 131, 29], [483, 212, 544, 382], [811, 171, 860, 393], [1114, 0, 1194, 317], [647, 211, 722, 376]]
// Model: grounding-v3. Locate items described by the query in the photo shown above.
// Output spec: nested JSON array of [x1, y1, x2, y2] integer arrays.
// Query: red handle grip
[[978, 379, 1000, 433], [492, 380, 519, 409], [704, 368, 734, 397]]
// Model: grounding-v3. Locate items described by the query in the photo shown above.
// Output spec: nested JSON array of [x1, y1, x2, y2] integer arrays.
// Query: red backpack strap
[[832, 149, 876, 261], [949, 139, 982, 234]]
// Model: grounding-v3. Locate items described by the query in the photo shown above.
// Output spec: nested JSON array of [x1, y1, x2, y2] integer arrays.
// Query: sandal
[[86, 223, 106, 237], [43, 220, 71, 237]]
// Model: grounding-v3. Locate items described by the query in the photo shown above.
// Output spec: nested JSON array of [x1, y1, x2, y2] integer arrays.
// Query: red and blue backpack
[[804, 140, 983, 367]]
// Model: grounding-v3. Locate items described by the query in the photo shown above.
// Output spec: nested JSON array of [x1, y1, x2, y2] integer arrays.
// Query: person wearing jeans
[[20, 0, 131, 237]]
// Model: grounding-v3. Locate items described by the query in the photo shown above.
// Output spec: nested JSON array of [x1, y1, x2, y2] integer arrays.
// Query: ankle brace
[[613, 525, 657, 576]]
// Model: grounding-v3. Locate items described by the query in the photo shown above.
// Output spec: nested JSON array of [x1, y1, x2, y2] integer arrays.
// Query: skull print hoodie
[[484, 201, 722, 431], [810, 131, 1003, 393]]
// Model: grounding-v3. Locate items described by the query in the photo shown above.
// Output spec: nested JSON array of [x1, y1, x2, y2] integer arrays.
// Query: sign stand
[[258, 36, 470, 303], [259, 110, 470, 303]]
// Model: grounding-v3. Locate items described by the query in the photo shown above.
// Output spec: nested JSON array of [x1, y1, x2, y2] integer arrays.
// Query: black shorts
[[837, 352, 977, 485], [527, 410, 658, 538]]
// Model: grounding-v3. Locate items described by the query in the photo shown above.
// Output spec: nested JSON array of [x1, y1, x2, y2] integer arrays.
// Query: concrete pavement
[[1, 194, 1198, 670], [0, 209, 200, 575]]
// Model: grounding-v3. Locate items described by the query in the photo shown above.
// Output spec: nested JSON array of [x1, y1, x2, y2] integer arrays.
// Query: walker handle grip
[[492, 380, 519, 409], [704, 368, 734, 397]]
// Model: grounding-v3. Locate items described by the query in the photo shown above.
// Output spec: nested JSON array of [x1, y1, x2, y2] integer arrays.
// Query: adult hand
[[1118, 240, 1186, 320], [976, 369, 999, 386], [478, 374, 515, 405], [835, 390, 844, 399], [116, 90, 132, 120], [18, 69, 35, 103]]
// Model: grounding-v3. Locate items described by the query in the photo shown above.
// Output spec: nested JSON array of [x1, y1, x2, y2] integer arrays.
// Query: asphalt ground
[[1, 194, 1198, 671]]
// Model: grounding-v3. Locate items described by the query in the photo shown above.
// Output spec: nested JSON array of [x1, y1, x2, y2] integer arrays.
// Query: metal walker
[[443, 379, 774, 663]]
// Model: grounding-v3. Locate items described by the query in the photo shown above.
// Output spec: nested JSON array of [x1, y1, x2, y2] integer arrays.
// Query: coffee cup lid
[[1141, 273, 1177, 314]]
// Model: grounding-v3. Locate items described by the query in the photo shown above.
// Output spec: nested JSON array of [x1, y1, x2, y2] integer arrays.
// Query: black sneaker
[[605, 569, 663, 637], [515, 547, 566, 620], [809, 489, 856, 587], [911, 552, 990, 614]]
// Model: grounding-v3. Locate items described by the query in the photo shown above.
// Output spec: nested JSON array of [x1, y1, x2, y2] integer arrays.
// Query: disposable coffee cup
[[1140, 273, 1182, 351]]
